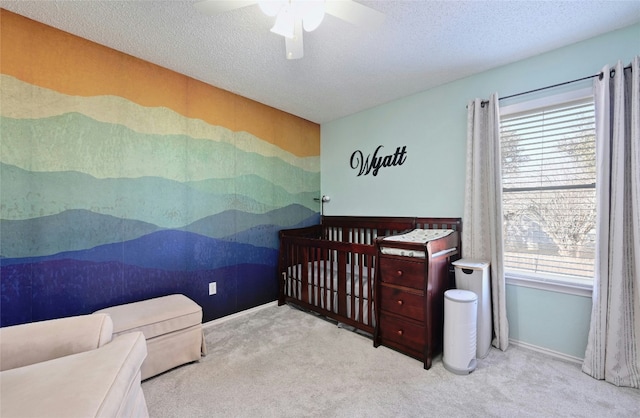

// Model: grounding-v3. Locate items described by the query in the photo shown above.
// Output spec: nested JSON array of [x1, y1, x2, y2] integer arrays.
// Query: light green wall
[[506, 285, 592, 358], [321, 23, 640, 358]]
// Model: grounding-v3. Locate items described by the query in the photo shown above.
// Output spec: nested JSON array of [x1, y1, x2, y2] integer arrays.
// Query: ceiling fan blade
[[194, 0, 258, 15], [324, 0, 385, 28], [285, 19, 304, 60]]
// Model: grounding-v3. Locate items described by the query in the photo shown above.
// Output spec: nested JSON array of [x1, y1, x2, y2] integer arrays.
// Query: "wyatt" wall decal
[[350, 145, 407, 176]]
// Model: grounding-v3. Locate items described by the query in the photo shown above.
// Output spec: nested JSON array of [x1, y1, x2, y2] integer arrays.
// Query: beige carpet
[[142, 304, 640, 417]]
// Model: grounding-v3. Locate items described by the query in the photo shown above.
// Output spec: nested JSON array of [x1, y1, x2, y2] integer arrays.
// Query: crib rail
[[320, 216, 416, 244], [414, 217, 462, 232], [278, 235, 377, 334]]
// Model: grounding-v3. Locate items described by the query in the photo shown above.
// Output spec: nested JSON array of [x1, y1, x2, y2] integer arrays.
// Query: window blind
[[500, 98, 596, 281]]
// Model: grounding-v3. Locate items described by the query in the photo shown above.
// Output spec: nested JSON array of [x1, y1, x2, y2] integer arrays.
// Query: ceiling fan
[[194, 0, 385, 59]]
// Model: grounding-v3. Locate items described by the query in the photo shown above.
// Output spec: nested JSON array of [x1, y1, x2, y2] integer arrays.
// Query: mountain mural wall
[[0, 11, 321, 326]]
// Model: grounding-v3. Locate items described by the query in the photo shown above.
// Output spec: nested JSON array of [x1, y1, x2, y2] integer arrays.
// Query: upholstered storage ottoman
[[94, 294, 207, 380]]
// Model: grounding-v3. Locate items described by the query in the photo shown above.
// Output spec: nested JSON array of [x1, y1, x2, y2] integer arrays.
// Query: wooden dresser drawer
[[379, 285, 424, 320], [379, 256, 424, 289], [378, 313, 425, 350]]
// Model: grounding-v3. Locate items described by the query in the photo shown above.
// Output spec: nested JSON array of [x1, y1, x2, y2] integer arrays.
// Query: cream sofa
[[0, 313, 149, 417]]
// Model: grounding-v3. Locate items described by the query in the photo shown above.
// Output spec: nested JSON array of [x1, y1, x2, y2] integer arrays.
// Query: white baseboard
[[509, 338, 584, 365], [202, 301, 278, 330]]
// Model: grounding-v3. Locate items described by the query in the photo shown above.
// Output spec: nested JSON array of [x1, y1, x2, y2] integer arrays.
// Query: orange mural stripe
[[0, 10, 319, 158]]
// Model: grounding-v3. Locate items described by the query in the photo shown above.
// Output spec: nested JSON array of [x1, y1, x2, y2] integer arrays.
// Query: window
[[500, 89, 595, 289]]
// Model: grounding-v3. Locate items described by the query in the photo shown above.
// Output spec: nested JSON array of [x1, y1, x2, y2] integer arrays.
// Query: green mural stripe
[[0, 163, 320, 227], [0, 114, 320, 194], [0, 75, 319, 172]]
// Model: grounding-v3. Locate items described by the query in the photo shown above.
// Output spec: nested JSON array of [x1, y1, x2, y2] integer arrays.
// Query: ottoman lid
[[94, 294, 202, 339]]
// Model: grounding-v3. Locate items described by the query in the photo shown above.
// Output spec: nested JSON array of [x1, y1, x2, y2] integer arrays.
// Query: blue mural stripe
[[184, 205, 320, 247], [1, 260, 277, 326], [0, 230, 278, 272], [1, 204, 318, 258]]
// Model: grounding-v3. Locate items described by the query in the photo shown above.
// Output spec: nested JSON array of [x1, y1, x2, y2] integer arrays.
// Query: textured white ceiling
[[2, 1, 639, 124]]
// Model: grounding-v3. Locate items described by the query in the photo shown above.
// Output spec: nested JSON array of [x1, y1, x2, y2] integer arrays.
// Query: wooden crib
[[278, 216, 462, 337]]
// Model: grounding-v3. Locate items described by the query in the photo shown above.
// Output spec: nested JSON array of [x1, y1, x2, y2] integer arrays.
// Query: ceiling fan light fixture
[[196, 0, 385, 60], [265, 0, 326, 39], [299, 1, 325, 32], [270, 5, 295, 38], [285, 19, 304, 60]]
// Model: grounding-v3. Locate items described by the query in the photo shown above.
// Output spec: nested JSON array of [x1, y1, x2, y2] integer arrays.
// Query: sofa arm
[[0, 313, 113, 371]]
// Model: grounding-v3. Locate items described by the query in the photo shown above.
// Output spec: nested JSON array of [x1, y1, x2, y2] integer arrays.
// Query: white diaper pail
[[452, 259, 492, 358], [443, 289, 478, 375]]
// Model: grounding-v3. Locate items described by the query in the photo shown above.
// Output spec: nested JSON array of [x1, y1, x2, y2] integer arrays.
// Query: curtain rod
[[479, 64, 632, 106], [499, 73, 599, 101]]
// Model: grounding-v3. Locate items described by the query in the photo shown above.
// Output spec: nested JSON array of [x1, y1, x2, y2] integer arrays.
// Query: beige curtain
[[582, 57, 640, 388], [463, 94, 509, 351]]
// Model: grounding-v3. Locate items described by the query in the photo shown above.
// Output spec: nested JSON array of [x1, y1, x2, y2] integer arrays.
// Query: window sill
[[505, 274, 593, 297]]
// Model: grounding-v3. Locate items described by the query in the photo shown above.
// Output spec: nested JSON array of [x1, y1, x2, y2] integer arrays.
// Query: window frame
[[500, 87, 594, 297]]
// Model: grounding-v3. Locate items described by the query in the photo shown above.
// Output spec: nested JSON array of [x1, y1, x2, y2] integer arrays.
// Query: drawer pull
[[396, 270, 403, 277], [397, 329, 404, 336], [397, 299, 404, 306]]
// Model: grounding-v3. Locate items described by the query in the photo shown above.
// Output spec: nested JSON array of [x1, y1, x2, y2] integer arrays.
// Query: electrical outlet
[[208, 282, 217, 295]]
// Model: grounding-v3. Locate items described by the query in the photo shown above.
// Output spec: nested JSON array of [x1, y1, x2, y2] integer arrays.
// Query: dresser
[[374, 230, 459, 369]]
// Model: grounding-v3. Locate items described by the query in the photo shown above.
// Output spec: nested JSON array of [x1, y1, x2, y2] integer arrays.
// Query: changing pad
[[380, 229, 455, 258]]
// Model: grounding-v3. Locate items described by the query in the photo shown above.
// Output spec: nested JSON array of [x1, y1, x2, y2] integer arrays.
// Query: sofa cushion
[[0, 331, 147, 417], [0, 314, 113, 372], [94, 294, 202, 340]]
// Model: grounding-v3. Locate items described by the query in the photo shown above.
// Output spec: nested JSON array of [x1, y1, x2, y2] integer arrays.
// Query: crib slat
[[337, 251, 347, 318], [301, 248, 309, 304], [369, 253, 376, 326], [357, 253, 364, 325]]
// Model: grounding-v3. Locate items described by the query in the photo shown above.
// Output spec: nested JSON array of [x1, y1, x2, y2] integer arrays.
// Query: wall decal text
[[350, 145, 407, 176]]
